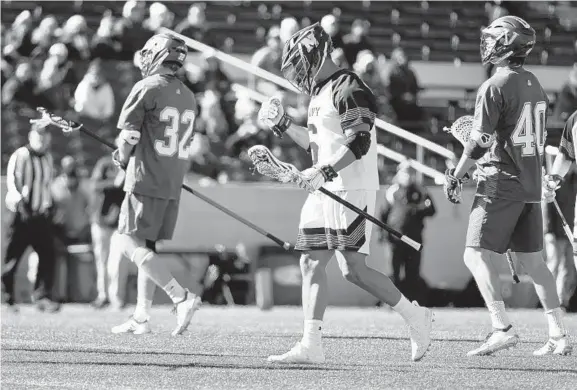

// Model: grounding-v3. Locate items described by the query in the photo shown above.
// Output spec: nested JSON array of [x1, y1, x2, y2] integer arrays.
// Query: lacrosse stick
[[444, 115, 520, 283], [247, 145, 422, 251], [552, 199, 574, 242], [33, 107, 292, 251]]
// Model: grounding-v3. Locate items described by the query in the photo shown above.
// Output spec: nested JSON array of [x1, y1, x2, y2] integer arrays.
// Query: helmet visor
[[281, 45, 313, 94], [480, 31, 498, 65]]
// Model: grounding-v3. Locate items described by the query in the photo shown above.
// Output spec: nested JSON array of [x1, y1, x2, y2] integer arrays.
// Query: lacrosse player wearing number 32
[[258, 23, 433, 364], [110, 33, 202, 336], [444, 16, 571, 356]]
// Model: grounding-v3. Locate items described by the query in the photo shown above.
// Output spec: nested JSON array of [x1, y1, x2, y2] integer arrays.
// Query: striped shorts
[[295, 190, 376, 255]]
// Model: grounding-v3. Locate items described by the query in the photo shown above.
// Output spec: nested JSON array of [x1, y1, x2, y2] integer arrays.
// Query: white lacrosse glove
[[542, 174, 562, 203], [258, 97, 293, 138], [5, 190, 23, 212], [298, 165, 338, 193], [119, 129, 141, 145]]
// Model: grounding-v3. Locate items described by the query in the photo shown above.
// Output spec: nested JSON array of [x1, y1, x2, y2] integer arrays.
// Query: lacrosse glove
[[444, 168, 470, 204], [258, 97, 292, 138], [299, 165, 338, 193], [542, 174, 562, 203], [112, 149, 128, 170]]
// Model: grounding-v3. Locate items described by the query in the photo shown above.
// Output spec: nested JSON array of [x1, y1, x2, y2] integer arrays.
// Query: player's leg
[[107, 231, 129, 309], [543, 233, 562, 304], [1, 216, 30, 311], [132, 240, 157, 323], [510, 204, 572, 356], [90, 223, 111, 308], [268, 193, 332, 364], [464, 196, 522, 356]]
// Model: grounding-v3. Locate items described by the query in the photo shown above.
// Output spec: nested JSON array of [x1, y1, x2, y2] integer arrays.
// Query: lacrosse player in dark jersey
[[444, 16, 571, 356], [110, 33, 201, 336]]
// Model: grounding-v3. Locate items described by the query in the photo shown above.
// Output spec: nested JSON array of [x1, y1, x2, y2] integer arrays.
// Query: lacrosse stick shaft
[[552, 199, 574, 241], [318, 188, 422, 251], [505, 250, 520, 284], [71, 124, 292, 251]]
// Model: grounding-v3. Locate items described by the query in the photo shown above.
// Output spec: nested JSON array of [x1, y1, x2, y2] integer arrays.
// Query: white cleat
[[267, 342, 326, 364], [533, 337, 573, 356], [408, 301, 434, 362], [171, 290, 202, 336], [467, 326, 519, 356], [111, 316, 151, 335]]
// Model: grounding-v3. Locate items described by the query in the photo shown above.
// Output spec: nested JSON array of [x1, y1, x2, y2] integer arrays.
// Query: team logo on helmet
[[137, 34, 187, 77], [280, 23, 332, 95], [480, 16, 535, 65]]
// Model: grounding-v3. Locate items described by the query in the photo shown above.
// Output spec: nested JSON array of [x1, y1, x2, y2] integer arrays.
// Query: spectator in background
[[380, 163, 435, 303], [2, 123, 58, 313], [30, 16, 58, 60], [143, 2, 174, 33], [57, 15, 91, 61], [183, 51, 232, 96], [320, 14, 344, 50], [2, 62, 51, 109], [91, 11, 122, 60], [279, 17, 300, 44], [3, 10, 35, 63], [250, 25, 283, 94], [354, 50, 394, 121], [175, 3, 216, 49], [37, 43, 76, 111], [73, 59, 115, 125], [385, 48, 426, 133], [553, 64, 577, 123], [198, 89, 230, 149], [117, 0, 149, 60], [544, 167, 577, 309], [342, 19, 374, 68], [89, 151, 125, 309]]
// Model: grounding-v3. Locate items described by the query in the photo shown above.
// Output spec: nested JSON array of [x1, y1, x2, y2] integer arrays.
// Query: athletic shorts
[[295, 190, 376, 255], [118, 192, 180, 242], [466, 195, 543, 254]]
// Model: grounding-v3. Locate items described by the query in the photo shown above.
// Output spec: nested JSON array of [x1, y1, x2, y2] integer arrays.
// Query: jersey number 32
[[155, 106, 196, 160], [511, 101, 547, 156]]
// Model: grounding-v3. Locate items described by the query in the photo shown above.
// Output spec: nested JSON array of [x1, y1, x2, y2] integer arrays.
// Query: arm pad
[[345, 131, 371, 159], [463, 138, 489, 160]]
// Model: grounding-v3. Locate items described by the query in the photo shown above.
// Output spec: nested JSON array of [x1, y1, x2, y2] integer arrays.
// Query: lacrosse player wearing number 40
[[444, 16, 571, 356], [258, 23, 433, 364], [109, 33, 202, 336]]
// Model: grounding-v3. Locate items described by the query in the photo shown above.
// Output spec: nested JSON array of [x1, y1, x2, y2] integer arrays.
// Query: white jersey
[[307, 69, 379, 191]]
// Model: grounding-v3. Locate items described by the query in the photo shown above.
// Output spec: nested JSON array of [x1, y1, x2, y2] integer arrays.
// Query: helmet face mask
[[480, 16, 535, 66], [280, 23, 332, 95], [137, 34, 187, 77]]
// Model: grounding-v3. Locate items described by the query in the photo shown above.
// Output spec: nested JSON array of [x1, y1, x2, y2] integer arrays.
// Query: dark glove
[[444, 168, 470, 204]]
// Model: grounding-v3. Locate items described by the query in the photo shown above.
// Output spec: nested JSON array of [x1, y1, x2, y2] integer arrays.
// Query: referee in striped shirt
[[2, 122, 59, 312]]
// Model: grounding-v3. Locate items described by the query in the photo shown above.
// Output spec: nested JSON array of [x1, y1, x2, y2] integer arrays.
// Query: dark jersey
[[558, 110, 577, 161], [473, 67, 549, 203], [117, 74, 197, 200]]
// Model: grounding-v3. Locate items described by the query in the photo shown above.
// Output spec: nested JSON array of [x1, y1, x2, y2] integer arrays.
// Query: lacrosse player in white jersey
[[258, 23, 433, 364]]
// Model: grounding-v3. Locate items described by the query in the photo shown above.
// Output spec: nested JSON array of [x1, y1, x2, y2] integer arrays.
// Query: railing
[[163, 28, 455, 184]]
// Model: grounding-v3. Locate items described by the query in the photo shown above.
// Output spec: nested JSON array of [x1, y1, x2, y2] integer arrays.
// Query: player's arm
[[445, 83, 501, 203], [113, 83, 150, 168], [258, 97, 310, 149], [544, 111, 577, 201]]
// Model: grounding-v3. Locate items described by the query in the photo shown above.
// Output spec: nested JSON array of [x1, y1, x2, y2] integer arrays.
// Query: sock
[[133, 272, 156, 322], [301, 319, 323, 347], [486, 301, 511, 330], [545, 308, 566, 338], [163, 278, 186, 304], [392, 295, 421, 323]]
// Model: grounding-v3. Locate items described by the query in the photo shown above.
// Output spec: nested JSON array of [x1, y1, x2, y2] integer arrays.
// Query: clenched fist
[[258, 97, 292, 138]]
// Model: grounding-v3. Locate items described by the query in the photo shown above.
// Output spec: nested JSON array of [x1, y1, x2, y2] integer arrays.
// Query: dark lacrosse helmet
[[280, 23, 333, 95], [480, 16, 536, 65], [137, 33, 188, 77]]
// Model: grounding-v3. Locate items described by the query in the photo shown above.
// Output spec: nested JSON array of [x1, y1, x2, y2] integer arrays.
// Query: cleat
[[467, 325, 519, 356], [111, 316, 151, 335], [91, 297, 110, 310], [408, 301, 433, 361], [5, 303, 19, 313], [534, 337, 572, 356], [171, 290, 202, 336], [36, 298, 61, 313], [267, 342, 325, 364]]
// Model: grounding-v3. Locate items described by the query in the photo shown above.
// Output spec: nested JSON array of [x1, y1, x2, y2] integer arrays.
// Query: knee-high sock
[[133, 270, 156, 322], [133, 249, 186, 304]]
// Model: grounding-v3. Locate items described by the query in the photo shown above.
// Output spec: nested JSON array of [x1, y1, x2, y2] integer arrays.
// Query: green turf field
[[2, 305, 576, 389]]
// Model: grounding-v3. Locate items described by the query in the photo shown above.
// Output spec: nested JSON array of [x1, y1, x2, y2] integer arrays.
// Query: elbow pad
[[464, 138, 489, 160], [345, 131, 371, 160]]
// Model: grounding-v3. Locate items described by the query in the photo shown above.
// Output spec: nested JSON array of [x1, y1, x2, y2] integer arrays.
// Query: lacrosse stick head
[[31, 107, 82, 133], [443, 115, 474, 147], [247, 145, 304, 186]]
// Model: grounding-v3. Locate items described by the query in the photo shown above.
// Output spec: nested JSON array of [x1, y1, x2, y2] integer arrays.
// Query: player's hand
[[298, 165, 338, 193], [443, 168, 469, 204], [5, 190, 22, 213], [112, 149, 128, 170], [119, 129, 141, 145], [542, 174, 561, 203], [258, 97, 292, 138]]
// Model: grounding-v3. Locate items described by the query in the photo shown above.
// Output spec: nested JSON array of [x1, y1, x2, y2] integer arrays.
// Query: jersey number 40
[[511, 101, 547, 156], [155, 106, 196, 160]]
